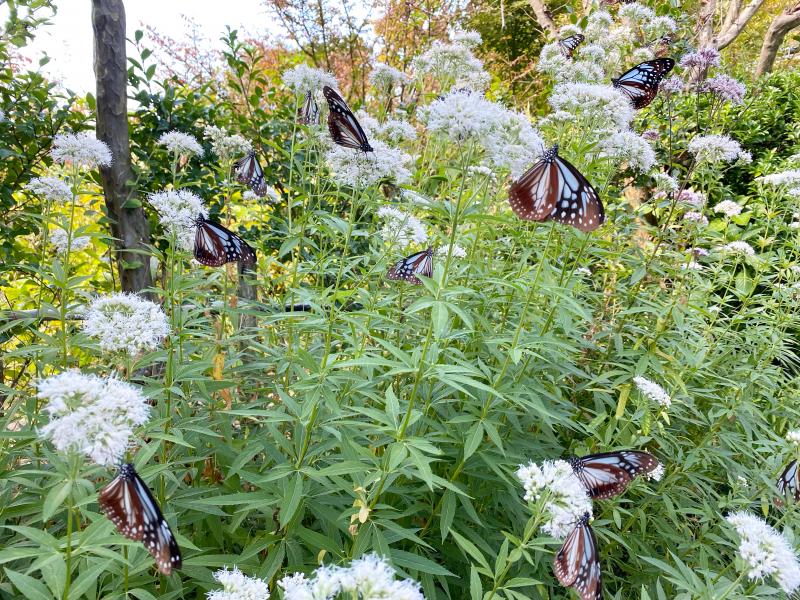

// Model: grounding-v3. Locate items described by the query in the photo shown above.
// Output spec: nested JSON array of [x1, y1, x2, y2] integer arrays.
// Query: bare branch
[[755, 1, 800, 76], [715, 0, 765, 49], [527, 0, 557, 36]]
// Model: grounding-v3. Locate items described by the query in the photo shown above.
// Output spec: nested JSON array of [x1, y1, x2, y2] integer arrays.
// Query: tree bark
[[715, 0, 765, 49], [527, 0, 557, 36], [92, 0, 153, 294], [755, 1, 800, 76]]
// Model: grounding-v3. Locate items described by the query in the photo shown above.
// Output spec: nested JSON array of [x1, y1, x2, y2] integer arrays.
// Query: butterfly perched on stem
[[559, 34, 585, 58], [297, 90, 320, 125], [777, 459, 799, 504], [611, 58, 675, 109], [554, 513, 602, 600], [322, 85, 374, 153], [98, 463, 182, 575], [569, 450, 660, 499], [387, 247, 433, 284], [508, 144, 604, 232], [233, 150, 269, 197], [194, 215, 257, 267]]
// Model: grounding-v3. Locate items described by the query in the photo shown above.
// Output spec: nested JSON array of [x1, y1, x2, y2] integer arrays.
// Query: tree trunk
[[755, 1, 800, 76], [92, 0, 153, 294], [527, 0, 557, 36]]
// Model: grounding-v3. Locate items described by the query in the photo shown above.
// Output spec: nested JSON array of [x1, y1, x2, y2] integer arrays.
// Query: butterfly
[[777, 459, 799, 503], [554, 513, 602, 600], [297, 90, 320, 125], [98, 463, 182, 575], [387, 247, 433, 284], [194, 215, 257, 267], [569, 450, 661, 499], [508, 144, 604, 232], [611, 58, 675, 109], [233, 150, 269, 197], [323, 85, 374, 152], [559, 34, 585, 58]]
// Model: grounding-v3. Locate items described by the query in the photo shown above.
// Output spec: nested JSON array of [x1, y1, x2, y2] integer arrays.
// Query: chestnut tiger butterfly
[[559, 34, 585, 58], [508, 144, 604, 232], [297, 90, 320, 125], [554, 513, 602, 600], [322, 85, 374, 153], [611, 58, 675, 109], [194, 215, 257, 267], [777, 459, 799, 504], [569, 450, 661, 499], [387, 247, 433, 284], [233, 150, 269, 197], [98, 463, 182, 575]]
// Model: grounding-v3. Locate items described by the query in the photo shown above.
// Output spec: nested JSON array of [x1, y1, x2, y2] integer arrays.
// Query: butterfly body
[[559, 34, 585, 58], [387, 247, 433, 284], [234, 150, 269, 197], [297, 90, 320, 125], [569, 450, 660, 499], [554, 513, 602, 600], [323, 85, 374, 153], [777, 459, 799, 502], [194, 215, 257, 267], [611, 58, 675, 109], [98, 463, 182, 575], [508, 144, 604, 232]]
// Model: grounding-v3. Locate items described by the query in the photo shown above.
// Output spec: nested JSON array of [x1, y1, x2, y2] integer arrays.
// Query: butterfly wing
[[509, 145, 604, 232], [387, 248, 433, 284], [572, 451, 660, 499], [98, 464, 182, 575], [559, 34, 585, 58], [777, 459, 799, 502], [611, 58, 675, 109], [234, 151, 269, 197], [323, 86, 373, 152], [297, 90, 320, 125], [554, 516, 602, 600], [194, 217, 257, 267]]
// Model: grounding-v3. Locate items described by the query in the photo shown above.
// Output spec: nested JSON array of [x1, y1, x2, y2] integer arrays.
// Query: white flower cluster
[[515, 459, 593, 538], [483, 108, 545, 178], [354, 110, 417, 144], [82, 292, 170, 356], [725, 512, 800, 594], [786, 430, 800, 445], [370, 63, 411, 92], [721, 241, 756, 257], [377, 206, 428, 246], [598, 130, 656, 173], [758, 170, 800, 199], [683, 211, 708, 226], [421, 90, 503, 142], [714, 200, 742, 218], [26, 176, 72, 203], [38, 371, 150, 466], [437, 244, 467, 258], [158, 130, 203, 157], [467, 165, 497, 183], [52, 132, 112, 169], [451, 28, 482, 48], [678, 189, 706, 209], [207, 566, 270, 600], [652, 173, 678, 193], [50, 228, 90, 254], [148, 189, 207, 251], [538, 42, 604, 84], [279, 554, 424, 600], [633, 376, 672, 408], [413, 40, 489, 92], [282, 64, 338, 95], [204, 125, 251, 161], [688, 135, 749, 165], [326, 140, 412, 188], [549, 83, 634, 134]]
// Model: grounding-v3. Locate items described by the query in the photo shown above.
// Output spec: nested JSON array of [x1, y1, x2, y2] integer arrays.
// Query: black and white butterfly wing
[[234, 151, 269, 196], [323, 86, 373, 152], [194, 216, 257, 267], [559, 34, 585, 58], [777, 459, 799, 502], [98, 463, 182, 575], [387, 247, 433, 285], [611, 58, 675, 109], [297, 90, 320, 125], [554, 515, 602, 600], [508, 145, 604, 232], [570, 451, 660, 499]]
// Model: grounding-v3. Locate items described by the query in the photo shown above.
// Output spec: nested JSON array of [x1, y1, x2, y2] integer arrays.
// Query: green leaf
[[279, 473, 304, 527], [42, 479, 71, 522], [5, 568, 53, 600]]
